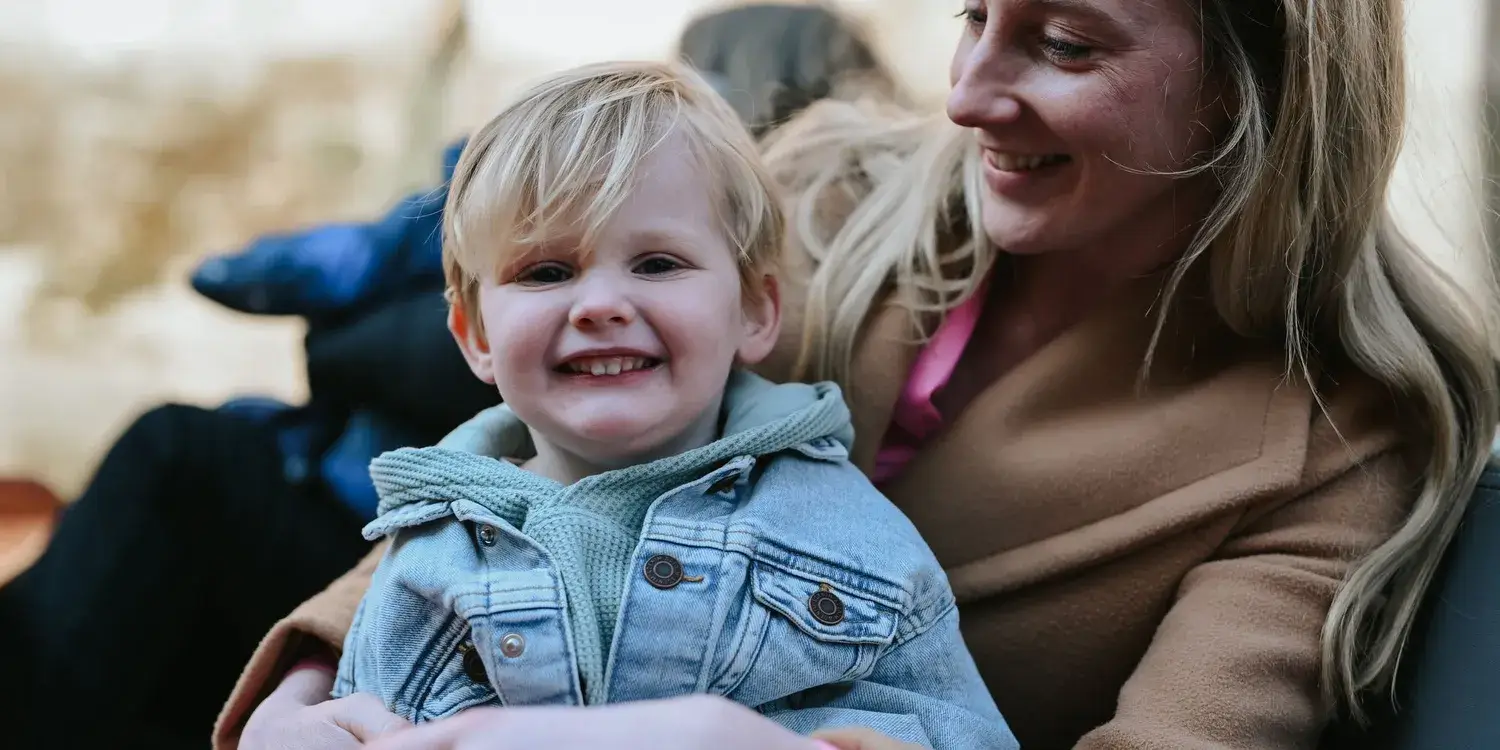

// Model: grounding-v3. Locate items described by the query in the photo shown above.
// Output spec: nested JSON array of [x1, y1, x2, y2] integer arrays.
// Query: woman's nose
[[948, 39, 1024, 129]]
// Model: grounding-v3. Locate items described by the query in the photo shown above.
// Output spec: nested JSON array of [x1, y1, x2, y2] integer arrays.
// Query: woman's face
[[948, 0, 1226, 259]]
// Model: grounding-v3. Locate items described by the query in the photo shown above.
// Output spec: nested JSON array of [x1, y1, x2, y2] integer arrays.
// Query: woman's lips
[[980, 149, 1072, 197], [983, 150, 1071, 172]]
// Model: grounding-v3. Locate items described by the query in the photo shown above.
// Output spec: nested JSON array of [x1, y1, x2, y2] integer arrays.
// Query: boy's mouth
[[555, 355, 664, 377]]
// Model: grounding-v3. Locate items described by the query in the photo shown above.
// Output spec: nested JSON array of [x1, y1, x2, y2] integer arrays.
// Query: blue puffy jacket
[[192, 140, 478, 521]]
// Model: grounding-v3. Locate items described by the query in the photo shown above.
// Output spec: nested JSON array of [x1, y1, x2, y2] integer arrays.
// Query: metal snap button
[[458, 641, 487, 683], [706, 473, 738, 495], [808, 585, 845, 626], [476, 524, 498, 547], [499, 632, 526, 658], [643, 554, 685, 589]]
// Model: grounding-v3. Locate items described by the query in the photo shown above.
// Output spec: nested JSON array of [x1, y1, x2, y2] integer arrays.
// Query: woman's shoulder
[[1301, 359, 1407, 484], [1211, 348, 1399, 519], [1155, 283, 1408, 504], [1227, 347, 1414, 527]]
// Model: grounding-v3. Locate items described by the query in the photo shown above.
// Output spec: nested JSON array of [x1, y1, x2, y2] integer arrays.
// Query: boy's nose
[[568, 285, 637, 330]]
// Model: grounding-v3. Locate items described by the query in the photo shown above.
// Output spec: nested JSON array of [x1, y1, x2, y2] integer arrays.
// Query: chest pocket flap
[[751, 558, 901, 646], [711, 550, 903, 706]]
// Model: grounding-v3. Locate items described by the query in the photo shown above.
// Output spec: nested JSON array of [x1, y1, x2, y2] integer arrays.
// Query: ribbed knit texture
[[365, 370, 853, 702]]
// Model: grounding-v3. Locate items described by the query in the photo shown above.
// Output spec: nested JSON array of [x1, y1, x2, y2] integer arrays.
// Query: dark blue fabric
[[189, 140, 463, 322], [318, 410, 420, 521], [1322, 460, 1500, 749], [1380, 463, 1500, 748], [192, 140, 468, 521]]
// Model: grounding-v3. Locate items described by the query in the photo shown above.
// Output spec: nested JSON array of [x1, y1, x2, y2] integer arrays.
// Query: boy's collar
[[437, 404, 535, 459], [436, 369, 852, 461]]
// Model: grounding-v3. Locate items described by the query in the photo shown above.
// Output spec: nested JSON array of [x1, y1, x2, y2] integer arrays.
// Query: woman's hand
[[364, 694, 825, 750], [240, 665, 410, 749]]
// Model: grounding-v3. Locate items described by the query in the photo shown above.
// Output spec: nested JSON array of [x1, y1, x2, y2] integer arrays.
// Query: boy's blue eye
[[635, 256, 683, 275], [516, 263, 573, 285]]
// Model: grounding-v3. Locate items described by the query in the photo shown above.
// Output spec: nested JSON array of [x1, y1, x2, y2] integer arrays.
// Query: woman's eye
[[955, 6, 986, 31], [514, 263, 573, 285], [1040, 35, 1093, 64], [635, 256, 684, 276]]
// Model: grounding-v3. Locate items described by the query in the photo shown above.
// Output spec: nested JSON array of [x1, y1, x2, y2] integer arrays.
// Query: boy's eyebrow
[[626, 228, 698, 252], [493, 241, 575, 276]]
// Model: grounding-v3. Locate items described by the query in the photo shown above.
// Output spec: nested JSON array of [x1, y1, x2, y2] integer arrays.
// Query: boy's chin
[[565, 420, 681, 463]]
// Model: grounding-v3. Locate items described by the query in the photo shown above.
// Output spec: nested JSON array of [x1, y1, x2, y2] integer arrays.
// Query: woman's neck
[[997, 253, 1140, 342], [996, 196, 1203, 345], [937, 215, 1193, 418]]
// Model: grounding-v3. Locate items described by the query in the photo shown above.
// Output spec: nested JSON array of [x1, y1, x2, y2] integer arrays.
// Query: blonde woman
[[224, 1, 1499, 749]]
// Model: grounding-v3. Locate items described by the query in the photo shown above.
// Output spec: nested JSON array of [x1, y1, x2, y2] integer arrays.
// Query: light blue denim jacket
[[335, 372, 1017, 750]]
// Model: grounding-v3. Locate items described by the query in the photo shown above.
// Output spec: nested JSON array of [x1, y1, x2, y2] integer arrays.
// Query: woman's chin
[[980, 206, 1068, 256]]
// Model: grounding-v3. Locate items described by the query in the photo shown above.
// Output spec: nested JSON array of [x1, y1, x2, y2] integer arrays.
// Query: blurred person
[[0, 5, 895, 749], [0, 143, 501, 750], [225, 1, 1500, 750], [677, 2, 899, 136]]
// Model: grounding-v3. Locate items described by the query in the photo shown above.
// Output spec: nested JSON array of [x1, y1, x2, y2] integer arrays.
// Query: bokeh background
[[1, 0, 1492, 499]]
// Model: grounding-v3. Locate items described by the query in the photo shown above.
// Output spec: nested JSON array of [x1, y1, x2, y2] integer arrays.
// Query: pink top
[[871, 283, 989, 485]]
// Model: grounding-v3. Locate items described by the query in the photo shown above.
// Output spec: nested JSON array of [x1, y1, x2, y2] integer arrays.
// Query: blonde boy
[[335, 61, 1016, 750]]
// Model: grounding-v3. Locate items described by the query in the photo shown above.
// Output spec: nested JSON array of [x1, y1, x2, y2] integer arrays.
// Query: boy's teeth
[[568, 356, 650, 375]]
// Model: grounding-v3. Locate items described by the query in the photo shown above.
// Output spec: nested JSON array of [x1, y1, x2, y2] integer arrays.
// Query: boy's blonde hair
[[443, 60, 784, 334]]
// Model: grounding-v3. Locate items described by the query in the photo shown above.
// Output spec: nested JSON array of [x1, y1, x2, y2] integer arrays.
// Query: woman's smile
[[979, 147, 1073, 198]]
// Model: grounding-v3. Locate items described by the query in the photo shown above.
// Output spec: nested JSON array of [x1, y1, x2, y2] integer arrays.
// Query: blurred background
[[0, 0, 1492, 502]]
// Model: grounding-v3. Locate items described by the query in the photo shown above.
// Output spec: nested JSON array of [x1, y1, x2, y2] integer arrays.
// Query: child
[[334, 60, 1018, 750]]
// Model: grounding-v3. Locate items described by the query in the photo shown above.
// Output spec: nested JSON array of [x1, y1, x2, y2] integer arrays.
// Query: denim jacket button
[[643, 554, 685, 589], [499, 632, 526, 658], [475, 524, 498, 547], [459, 641, 488, 683], [809, 588, 846, 626], [706, 474, 738, 495]]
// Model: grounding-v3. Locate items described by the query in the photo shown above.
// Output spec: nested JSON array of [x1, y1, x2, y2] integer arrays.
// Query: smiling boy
[[333, 61, 1017, 750]]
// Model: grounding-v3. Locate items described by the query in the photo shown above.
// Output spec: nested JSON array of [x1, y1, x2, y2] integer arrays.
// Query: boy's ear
[[447, 301, 496, 384], [737, 274, 782, 367]]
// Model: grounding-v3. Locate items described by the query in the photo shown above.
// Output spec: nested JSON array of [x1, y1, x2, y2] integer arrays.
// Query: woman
[[227, 1, 1499, 749]]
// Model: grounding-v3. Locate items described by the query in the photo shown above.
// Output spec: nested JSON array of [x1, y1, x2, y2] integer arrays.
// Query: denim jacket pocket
[[460, 582, 581, 707], [333, 594, 371, 701], [340, 606, 499, 723], [408, 616, 502, 721], [712, 553, 901, 707]]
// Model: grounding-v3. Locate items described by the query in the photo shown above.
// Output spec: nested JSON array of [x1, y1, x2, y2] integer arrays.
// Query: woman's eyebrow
[[1017, 0, 1135, 33]]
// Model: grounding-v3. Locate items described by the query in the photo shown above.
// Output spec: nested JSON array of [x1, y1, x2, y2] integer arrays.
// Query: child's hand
[[813, 728, 925, 750], [363, 694, 823, 750], [240, 665, 409, 749]]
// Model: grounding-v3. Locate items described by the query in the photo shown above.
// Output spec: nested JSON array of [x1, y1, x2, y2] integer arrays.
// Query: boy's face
[[452, 135, 781, 469]]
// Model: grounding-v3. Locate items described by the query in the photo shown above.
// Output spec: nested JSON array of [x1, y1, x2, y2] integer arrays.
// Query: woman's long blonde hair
[[762, 0, 1500, 718]]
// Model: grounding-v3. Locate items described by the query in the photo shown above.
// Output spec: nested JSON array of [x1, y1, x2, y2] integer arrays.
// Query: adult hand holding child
[[358, 696, 901, 750], [245, 688, 912, 750], [240, 663, 409, 749]]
